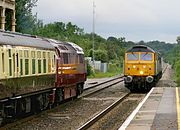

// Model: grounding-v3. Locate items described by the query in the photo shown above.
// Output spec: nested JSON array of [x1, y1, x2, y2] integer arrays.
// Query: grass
[[88, 67, 122, 78]]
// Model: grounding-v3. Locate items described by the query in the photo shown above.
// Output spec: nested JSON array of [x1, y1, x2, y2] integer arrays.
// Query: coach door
[[55, 47, 62, 87], [12, 49, 19, 78]]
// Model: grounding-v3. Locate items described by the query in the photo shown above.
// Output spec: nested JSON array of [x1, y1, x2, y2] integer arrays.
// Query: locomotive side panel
[[55, 42, 86, 99]]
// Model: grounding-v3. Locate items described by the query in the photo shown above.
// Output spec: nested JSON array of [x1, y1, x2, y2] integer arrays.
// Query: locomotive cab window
[[127, 53, 138, 61], [63, 53, 69, 64], [140, 53, 152, 61], [79, 54, 84, 63]]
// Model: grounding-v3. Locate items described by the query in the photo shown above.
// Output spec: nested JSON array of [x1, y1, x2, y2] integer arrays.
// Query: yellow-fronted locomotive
[[124, 45, 162, 92]]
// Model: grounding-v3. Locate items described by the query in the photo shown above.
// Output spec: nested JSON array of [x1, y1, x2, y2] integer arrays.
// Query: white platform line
[[118, 87, 154, 130]]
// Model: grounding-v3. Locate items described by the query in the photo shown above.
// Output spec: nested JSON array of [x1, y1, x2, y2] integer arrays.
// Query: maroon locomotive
[[0, 30, 86, 124]]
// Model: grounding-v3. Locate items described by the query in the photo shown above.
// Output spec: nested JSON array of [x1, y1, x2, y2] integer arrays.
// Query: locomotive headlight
[[133, 65, 136, 68], [140, 71, 144, 75], [143, 65, 146, 68]]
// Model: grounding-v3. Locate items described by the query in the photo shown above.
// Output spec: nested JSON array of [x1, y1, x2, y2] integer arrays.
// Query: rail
[[77, 92, 130, 130], [84, 75, 124, 91], [81, 76, 124, 97]]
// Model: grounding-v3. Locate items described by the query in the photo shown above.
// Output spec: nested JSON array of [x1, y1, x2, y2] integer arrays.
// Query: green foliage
[[176, 60, 180, 86], [108, 63, 119, 73], [86, 61, 93, 76], [14, 1, 178, 78], [174, 47, 180, 85], [88, 63, 122, 78], [136, 40, 176, 59], [32, 22, 126, 65], [177, 36, 180, 45], [15, 0, 38, 33], [94, 49, 108, 62]]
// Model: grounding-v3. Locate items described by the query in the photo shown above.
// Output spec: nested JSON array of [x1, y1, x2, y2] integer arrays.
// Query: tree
[[107, 36, 118, 42], [94, 49, 108, 62], [118, 37, 126, 43], [15, 0, 38, 33], [177, 36, 180, 44]]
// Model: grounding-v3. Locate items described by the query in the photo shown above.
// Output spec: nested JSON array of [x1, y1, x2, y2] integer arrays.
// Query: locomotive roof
[[0, 30, 55, 50], [47, 39, 77, 53], [0, 31, 84, 54], [66, 42, 84, 54], [126, 45, 156, 53]]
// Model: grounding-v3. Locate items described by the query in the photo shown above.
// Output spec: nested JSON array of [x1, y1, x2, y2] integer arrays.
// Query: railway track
[[77, 93, 146, 130], [1, 75, 124, 129], [77, 65, 169, 130], [1, 65, 169, 129], [77, 92, 131, 130], [81, 75, 124, 97], [84, 75, 124, 91]]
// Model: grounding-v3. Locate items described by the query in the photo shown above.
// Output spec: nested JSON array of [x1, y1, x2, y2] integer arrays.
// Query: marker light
[[140, 71, 144, 75], [143, 65, 146, 68], [133, 65, 136, 68]]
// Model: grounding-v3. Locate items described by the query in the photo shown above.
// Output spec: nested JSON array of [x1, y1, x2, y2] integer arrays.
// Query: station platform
[[119, 87, 180, 130]]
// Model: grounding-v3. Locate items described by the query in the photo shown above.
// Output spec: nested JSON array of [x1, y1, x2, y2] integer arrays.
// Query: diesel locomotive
[[0, 30, 86, 124], [124, 45, 162, 92]]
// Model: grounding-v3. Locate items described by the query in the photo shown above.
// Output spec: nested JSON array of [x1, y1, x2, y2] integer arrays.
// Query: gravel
[[11, 82, 129, 130], [87, 94, 145, 130], [7, 65, 175, 130], [156, 64, 177, 87]]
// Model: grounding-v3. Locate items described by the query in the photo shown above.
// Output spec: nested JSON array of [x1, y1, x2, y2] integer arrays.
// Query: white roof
[[66, 42, 84, 54]]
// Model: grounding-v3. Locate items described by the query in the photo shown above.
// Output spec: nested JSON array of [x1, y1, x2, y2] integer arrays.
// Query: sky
[[32, 0, 180, 43]]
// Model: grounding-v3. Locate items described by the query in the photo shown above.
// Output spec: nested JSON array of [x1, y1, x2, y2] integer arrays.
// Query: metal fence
[[85, 57, 108, 73]]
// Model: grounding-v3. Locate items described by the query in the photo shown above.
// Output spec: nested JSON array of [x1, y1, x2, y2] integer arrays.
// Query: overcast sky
[[33, 0, 180, 43]]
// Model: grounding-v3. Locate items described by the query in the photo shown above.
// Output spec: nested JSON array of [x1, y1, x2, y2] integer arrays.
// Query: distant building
[[0, 0, 16, 31]]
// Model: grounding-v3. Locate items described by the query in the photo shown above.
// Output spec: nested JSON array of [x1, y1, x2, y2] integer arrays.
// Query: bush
[[176, 60, 180, 86], [86, 61, 94, 76]]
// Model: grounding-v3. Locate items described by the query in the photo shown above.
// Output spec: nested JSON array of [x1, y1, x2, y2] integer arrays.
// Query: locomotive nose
[[146, 76, 153, 83], [125, 76, 133, 83]]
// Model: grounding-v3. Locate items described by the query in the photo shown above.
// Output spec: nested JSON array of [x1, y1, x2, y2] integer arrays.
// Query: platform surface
[[122, 87, 179, 130]]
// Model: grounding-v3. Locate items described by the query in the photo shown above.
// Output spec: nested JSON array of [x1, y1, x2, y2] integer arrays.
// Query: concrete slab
[[151, 88, 178, 130], [123, 87, 179, 130]]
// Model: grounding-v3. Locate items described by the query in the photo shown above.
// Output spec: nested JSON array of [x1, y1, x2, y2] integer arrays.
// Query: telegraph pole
[[92, 0, 95, 68]]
